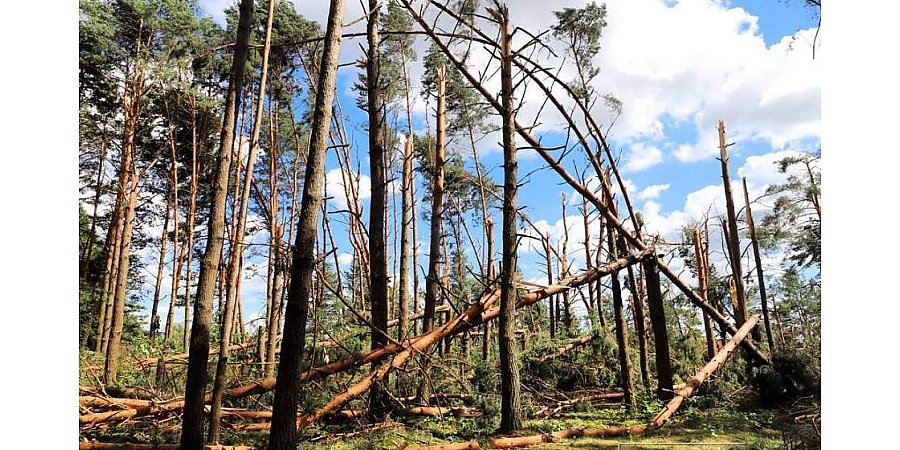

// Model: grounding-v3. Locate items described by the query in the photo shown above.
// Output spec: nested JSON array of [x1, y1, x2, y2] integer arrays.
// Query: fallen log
[[488, 426, 646, 448], [487, 315, 761, 448], [80, 252, 651, 425], [532, 392, 624, 418], [134, 340, 259, 367], [79, 443, 252, 450], [535, 334, 599, 363], [292, 251, 651, 432], [405, 406, 481, 417], [647, 314, 760, 430], [79, 396, 152, 409], [404, 440, 481, 450]]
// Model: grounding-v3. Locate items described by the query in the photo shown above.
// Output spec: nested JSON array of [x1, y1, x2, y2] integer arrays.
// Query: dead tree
[[693, 227, 716, 360], [417, 64, 446, 403], [608, 230, 635, 408], [718, 120, 749, 328], [626, 264, 650, 390], [267, 0, 344, 447], [178, 0, 252, 447]]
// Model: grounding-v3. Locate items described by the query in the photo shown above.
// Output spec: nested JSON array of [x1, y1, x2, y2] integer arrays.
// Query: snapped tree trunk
[[718, 120, 748, 328], [608, 231, 635, 409], [693, 227, 716, 361], [418, 63, 446, 403]]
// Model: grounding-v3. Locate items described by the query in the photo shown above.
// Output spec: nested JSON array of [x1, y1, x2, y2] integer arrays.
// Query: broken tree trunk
[[536, 334, 598, 363], [79, 253, 651, 425], [647, 314, 761, 430], [401, 6, 771, 367], [404, 440, 481, 450], [718, 120, 749, 328], [693, 227, 716, 361], [489, 427, 646, 449]]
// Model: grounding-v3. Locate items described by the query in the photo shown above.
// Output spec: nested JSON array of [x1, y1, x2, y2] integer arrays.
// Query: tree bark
[[418, 64, 446, 403], [607, 231, 634, 408], [626, 264, 650, 391], [648, 314, 761, 429], [208, 0, 277, 443], [743, 177, 775, 351], [365, 0, 391, 417], [497, 5, 523, 432], [643, 256, 674, 401], [718, 120, 748, 328], [693, 227, 716, 361], [179, 0, 252, 447], [267, 0, 344, 447]]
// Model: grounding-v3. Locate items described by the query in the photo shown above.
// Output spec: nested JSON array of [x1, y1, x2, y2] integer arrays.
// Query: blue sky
[[137, 0, 822, 329]]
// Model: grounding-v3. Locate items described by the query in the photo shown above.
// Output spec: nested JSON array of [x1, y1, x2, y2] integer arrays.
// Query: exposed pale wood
[[405, 440, 481, 450]]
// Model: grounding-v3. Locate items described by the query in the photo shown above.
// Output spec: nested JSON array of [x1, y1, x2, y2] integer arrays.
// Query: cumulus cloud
[[637, 183, 670, 200], [624, 143, 663, 172], [325, 168, 371, 210]]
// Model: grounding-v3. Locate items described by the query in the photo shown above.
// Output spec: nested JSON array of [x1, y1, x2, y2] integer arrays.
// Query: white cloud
[[637, 183, 670, 200], [337, 252, 353, 269], [624, 143, 663, 172], [325, 167, 371, 210]]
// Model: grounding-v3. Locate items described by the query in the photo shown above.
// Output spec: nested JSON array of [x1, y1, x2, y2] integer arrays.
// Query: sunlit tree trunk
[[179, 0, 252, 446]]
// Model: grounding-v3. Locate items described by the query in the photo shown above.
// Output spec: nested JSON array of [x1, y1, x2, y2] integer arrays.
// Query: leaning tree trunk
[[365, 0, 391, 418], [149, 179, 172, 341], [179, 0, 252, 447], [267, 0, 344, 447], [497, 5, 523, 433], [743, 177, 775, 351]]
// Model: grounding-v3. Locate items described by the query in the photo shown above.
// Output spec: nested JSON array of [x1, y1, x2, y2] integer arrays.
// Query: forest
[[78, 0, 822, 448]]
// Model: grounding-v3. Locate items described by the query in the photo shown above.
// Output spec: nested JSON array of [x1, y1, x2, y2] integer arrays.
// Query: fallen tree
[[536, 334, 599, 363], [487, 315, 761, 448], [79, 443, 251, 450], [404, 441, 481, 450], [80, 251, 650, 425], [134, 341, 259, 367]]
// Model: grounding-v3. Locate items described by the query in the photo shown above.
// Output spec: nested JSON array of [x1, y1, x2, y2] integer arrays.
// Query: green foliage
[[420, 42, 489, 136], [552, 1, 608, 101], [757, 151, 821, 273]]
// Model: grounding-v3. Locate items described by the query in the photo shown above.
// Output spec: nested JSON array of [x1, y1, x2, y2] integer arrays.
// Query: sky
[[121, 0, 823, 333]]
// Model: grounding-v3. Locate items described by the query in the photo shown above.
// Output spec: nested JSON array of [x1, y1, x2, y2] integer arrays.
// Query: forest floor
[[80, 398, 819, 449]]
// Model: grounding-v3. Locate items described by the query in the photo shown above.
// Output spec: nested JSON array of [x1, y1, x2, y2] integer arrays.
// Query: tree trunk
[[149, 179, 172, 341], [693, 227, 716, 361], [179, 0, 252, 447], [208, 0, 277, 443], [581, 196, 597, 330], [418, 63, 446, 403], [95, 189, 122, 354], [648, 314, 761, 429], [742, 177, 775, 351], [482, 218, 495, 361], [79, 252, 651, 425], [267, 0, 344, 446], [607, 231, 634, 408], [543, 236, 555, 339], [498, 5, 523, 432], [81, 135, 107, 281], [626, 264, 650, 391], [643, 256, 674, 401], [717, 120, 748, 328], [365, 0, 391, 417]]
